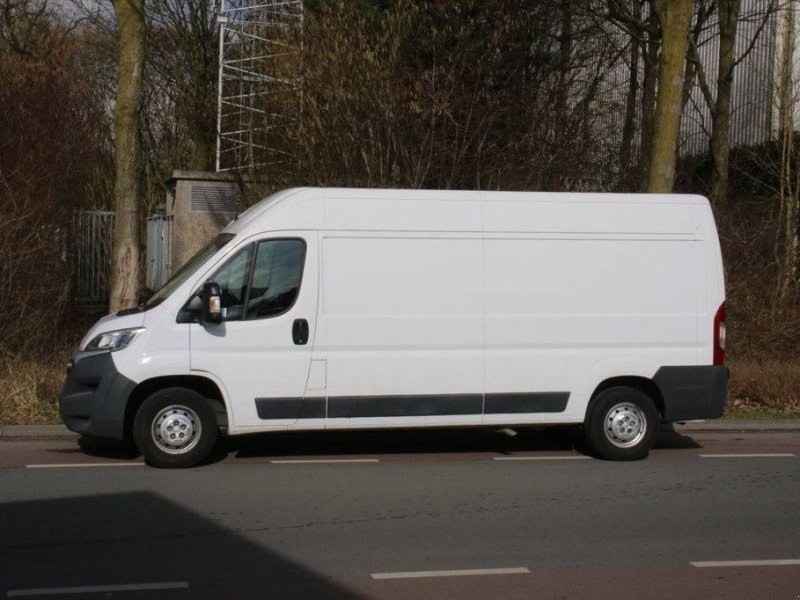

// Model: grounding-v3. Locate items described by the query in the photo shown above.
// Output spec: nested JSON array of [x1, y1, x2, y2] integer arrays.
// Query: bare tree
[[606, 0, 662, 191], [0, 0, 105, 354], [687, 0, 776, 205], [146, 0, 218, 171], [108, 0, 145, 313]]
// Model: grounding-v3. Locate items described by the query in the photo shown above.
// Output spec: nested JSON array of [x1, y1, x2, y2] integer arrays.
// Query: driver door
[[190, 233, 319, 430]]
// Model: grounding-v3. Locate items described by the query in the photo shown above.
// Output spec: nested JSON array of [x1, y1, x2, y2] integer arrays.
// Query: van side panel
[[321, 233, 485, 426], [483, 235, 700, 423], [481, 198, 701, 424]]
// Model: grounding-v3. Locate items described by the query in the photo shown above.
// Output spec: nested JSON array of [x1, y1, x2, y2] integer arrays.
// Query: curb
[[1, 420, 799, 439], [672, 420, 800, 433]]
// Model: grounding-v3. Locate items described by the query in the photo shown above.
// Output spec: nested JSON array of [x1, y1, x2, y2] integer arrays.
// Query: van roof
[[224, 188, 710, 237]]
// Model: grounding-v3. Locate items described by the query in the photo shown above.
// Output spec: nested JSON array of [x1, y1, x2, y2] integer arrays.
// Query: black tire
[[133, 387, 219, 468], [584, 386, 659, 461]]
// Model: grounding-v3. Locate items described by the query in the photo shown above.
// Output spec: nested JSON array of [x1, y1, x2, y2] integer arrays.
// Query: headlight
[[84, 328, 145, 352]]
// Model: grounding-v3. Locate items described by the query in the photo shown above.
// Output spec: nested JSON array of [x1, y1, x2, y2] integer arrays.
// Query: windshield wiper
[[117, 300, 157, 316]]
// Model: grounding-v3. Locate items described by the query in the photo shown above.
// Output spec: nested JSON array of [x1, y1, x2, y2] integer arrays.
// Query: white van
[[61, 188, 728, 467]]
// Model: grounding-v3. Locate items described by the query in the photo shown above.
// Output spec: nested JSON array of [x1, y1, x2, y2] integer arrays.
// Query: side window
[[208, 244, 253, 321], [245, 239, 306, 319]]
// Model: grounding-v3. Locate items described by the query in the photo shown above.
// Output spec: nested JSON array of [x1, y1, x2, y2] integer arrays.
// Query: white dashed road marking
[[25, 463, 144, 469], [371, 567, 530, 580], [691, 559, 800, 568], [270, 458, 380, 464], [493, 456, 592, 461], [698, 453, 795, 458], [7, 581, 188, 596]]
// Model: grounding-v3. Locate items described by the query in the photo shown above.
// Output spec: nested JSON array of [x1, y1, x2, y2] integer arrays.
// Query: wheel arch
[[124, 375, 228, 438], [589, 376, 665, 421]]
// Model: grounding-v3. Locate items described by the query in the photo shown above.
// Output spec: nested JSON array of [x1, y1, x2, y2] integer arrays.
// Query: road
[[1, 427, 799, 599]]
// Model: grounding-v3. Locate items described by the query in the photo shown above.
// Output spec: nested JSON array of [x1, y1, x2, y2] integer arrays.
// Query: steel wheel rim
[[603, 402, 647, 448], [152, 404, 202, 455]]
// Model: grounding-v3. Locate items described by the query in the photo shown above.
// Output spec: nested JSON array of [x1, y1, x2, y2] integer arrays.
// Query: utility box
[[152, 171, 241, 289]]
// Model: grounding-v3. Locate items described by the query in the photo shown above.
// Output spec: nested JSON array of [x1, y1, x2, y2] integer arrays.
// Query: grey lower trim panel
[[484, 392, 569, 414], [255, 392, 570, 420], [654, 365, 729, 422], [329, 394, 483, 418], [255, 398, 326, 420]]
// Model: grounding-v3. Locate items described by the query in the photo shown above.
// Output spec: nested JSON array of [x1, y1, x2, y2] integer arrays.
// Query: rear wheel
[[133, 387, 219, 468], [584, 387, 659, 461]]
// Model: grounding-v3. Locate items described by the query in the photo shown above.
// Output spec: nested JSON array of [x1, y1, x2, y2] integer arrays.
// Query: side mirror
[[201, 281, 223, 324]]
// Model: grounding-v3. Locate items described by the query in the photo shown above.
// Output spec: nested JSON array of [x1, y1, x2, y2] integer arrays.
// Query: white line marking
[[7, 581, 188, 596], [699, 454, 795, 458], [25, 463, 144, 469], [270, 458, 380, 464], [493, 456, 591, 461], [371, 567, 530, 580], [691, 559, 800, 568]]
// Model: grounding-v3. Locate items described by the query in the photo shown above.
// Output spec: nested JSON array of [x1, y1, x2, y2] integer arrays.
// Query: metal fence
[[146, 212, 172, 292], [71, 210, 114, 305]]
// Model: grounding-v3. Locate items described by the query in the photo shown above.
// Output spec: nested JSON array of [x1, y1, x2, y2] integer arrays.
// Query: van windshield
[[146, 233, 235, 308]]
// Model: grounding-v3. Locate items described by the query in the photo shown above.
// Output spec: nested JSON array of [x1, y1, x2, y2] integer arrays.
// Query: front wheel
[[133, 388, 219, 468], [584, 387, 659, 461]]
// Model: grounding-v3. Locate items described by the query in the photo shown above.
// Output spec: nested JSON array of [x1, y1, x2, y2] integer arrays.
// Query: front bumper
[[60, 351, 137, 439]]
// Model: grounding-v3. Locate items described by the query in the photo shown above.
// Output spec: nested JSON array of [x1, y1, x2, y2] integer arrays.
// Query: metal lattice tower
[[216, 0, 303, 174]]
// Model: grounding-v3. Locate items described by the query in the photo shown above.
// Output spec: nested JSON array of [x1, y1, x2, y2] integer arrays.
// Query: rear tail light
[[713, 302, 726, 365]]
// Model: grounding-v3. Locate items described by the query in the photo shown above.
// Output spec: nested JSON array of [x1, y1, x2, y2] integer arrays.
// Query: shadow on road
[[225, 424, 702, 461], [226, 426, 587, 460], [65, 424, 701, 465], [654, 425, 702, 450], [77, 435, 141, 460], [0, 492, 364, 599]]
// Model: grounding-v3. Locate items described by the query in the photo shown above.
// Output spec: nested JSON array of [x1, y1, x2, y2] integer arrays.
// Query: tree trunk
[[709, 0, 741, 206], [190, 111, 215, 171], [647, 0, 692, 193], [109, 0, 145, 313], [776, 2, 798, 306]]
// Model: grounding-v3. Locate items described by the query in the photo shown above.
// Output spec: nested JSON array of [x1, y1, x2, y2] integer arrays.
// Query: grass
[[726, 359, 800, 417], [1, 356, 799, 425], [0, 357, 65, 425]]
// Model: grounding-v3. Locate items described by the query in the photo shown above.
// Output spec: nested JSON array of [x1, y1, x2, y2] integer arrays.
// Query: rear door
[[190, 232, 320, 430]]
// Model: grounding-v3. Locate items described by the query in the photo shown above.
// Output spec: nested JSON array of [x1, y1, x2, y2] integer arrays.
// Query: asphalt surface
[[1, 425, 799, 599]]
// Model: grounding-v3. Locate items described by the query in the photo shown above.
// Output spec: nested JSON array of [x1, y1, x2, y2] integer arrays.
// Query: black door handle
[[292, 319, 309, 345]]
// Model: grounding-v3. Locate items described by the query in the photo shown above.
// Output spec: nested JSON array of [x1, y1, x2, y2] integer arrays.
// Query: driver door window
[[209, 245, 253, 321], [246, 239, 306, 319], [206, 238, 305, 321]]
